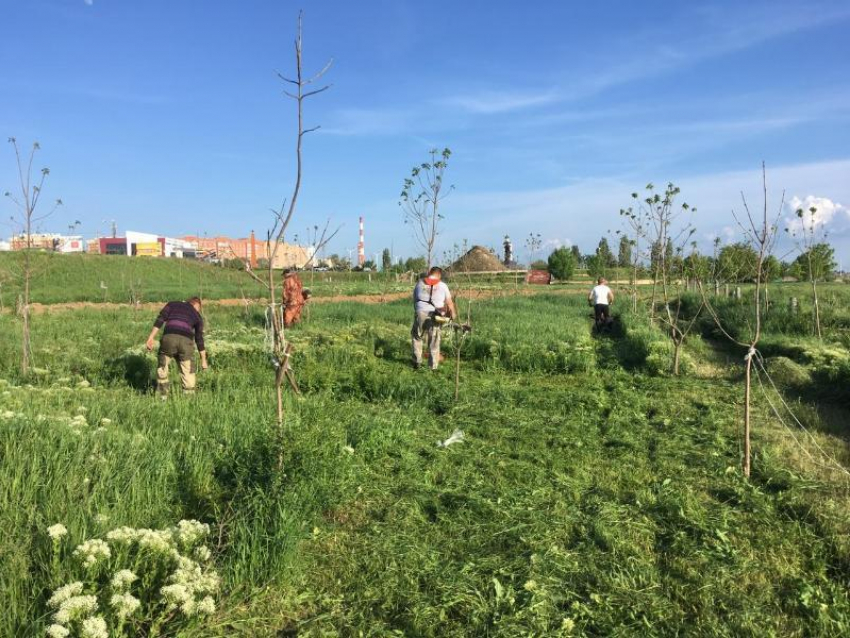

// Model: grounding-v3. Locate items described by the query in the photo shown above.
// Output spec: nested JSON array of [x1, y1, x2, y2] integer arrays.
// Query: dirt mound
[[449, 246, 506, 272]]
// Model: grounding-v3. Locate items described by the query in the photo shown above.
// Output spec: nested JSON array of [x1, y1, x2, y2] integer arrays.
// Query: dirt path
[[23, 286, 574, 314]]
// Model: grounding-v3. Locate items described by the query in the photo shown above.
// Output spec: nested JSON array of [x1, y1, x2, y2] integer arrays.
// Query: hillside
[[0, 252, 265, 304]]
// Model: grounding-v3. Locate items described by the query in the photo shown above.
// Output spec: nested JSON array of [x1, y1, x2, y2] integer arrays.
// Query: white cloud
[[440, 90, 558, 115], [543, 237, 574, 250], [785, 195, 848, 235], [320, 107, 414, 136]]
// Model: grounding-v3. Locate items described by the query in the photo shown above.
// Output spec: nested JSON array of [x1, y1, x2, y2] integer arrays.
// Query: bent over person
[[411, 266, 456, 370], [146, 296, 208, 396], [282, 269, 309, 328]]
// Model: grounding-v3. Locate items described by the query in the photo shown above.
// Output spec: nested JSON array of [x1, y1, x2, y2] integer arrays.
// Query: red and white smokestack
[[357, 216, 366, 266]]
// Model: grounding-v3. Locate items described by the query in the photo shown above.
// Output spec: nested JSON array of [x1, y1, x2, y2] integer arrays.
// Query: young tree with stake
[[4, 138, 62, 376], [243, 13, 333, 430], [786, 206, 835, 339], [698, 164, 783, 478]]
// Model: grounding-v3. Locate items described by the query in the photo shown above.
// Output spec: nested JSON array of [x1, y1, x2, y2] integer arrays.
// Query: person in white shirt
[[588, 277, 614, 328], [411, 266, 456, 370]]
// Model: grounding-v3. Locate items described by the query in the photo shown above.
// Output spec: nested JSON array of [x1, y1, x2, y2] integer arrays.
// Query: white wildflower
[[95, 427, 107, 434], [48, 582, 84, 608], [77, 380, 91, 388], [94, 513, 110, 525], [196, 596, 216, 615], [99, 418, 112, 426], [75, 406, 88, 414], [137, 528, 175, 554], [53, 595, 98, 624], [110, 592, 141, 618], [194, 545, 211, 562], [73, 539, 111, 568], [175, 520, 209, 547], [161, 583, 191, 606], [47, 524, 68, 540], [46, 625, 70, 638], [181, 597, 198, 616], [80, 615, 108, 638], [110, 569, 137, 590], [105, 526, 140, 545]]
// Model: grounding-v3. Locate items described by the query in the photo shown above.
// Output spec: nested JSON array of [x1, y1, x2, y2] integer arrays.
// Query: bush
[[547, 248, 576, 281]]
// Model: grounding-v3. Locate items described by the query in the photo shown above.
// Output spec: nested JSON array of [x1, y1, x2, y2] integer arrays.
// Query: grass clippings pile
[[449, 245, 507, 273]]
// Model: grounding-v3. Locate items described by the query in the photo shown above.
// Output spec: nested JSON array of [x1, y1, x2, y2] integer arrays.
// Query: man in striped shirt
[[145, 296, 208, 396]]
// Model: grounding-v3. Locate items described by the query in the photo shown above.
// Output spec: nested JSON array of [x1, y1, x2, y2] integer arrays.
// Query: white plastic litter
[[437, 429, 465, 448]]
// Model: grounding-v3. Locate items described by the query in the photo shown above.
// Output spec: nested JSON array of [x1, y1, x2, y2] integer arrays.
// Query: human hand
[[146, 337, 155, 351]]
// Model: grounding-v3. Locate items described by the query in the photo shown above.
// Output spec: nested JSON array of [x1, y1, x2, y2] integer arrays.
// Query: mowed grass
[[1, 289, 849, 636]]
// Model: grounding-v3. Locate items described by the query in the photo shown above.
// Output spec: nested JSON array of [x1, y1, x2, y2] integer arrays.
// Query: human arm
[[444, 285, 457, 319], [146, 303, 171, 350], [194, 315, 207, 368], [145, 326, 160, 351], [608, 288, 614, 304]]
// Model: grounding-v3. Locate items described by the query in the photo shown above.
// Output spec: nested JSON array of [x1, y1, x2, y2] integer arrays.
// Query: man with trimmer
[[588, 276, 614, 332], [411, 266, 457, 370]]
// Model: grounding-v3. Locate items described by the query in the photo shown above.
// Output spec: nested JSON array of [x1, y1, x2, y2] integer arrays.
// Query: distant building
[[182, 234, 310, 269], [10, 233, 62, 251], [57, 236, 85, 253], [93, 232, 197, 258], [0, 240, 10, 252]]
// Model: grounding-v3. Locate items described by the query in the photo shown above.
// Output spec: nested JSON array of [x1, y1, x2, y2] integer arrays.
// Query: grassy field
[[1, 273, 850, 636], [0, 251, 615, 306]]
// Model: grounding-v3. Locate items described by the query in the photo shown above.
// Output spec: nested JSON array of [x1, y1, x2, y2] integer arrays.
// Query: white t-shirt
[[590, 284, 612, 306], [414, 279, 452, 314]]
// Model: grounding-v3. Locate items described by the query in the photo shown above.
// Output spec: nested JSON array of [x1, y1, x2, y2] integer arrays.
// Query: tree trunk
[[454, 346, 461, 402], [672, 340, 681, 376], [21, 252, 31, 377], [743, 355, 752, 478], [812, 279, 821, 339]]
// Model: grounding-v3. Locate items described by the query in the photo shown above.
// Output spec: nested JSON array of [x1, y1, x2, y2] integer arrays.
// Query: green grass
[[1, 287, 849, 635]]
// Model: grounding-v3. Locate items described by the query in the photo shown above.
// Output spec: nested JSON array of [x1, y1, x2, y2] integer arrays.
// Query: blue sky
[[2, 0, 849, 264]]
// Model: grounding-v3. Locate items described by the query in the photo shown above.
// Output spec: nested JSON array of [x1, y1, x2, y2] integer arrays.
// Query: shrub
[[547, 248, 576, 281]]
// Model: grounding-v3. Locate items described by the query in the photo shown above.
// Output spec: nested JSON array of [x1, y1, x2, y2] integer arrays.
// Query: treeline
[[545, 236, 837, 284]]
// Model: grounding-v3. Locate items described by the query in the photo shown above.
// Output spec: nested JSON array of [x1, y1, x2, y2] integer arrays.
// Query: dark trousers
[[594, 303, 611, 324]]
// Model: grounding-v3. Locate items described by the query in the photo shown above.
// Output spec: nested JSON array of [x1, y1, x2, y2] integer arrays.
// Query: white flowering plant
[[46, 520, 218, 637]]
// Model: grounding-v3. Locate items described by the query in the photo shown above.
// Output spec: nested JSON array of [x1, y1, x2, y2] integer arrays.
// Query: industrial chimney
[[358, 216, 366, 266]]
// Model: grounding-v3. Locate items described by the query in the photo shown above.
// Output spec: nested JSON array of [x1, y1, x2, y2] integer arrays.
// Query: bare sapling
[[662, 242, 705, 375], [443, 242, 475, 401], [697, 164, 783, 478], [399, 148, 453, 270], [619, 197, 652, 314], [243, 13, 332, 429], [4, 138, 62, 376]]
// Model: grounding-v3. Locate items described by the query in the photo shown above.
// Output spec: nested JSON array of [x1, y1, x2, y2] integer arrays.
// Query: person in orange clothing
[[282, 269, 310, 328]]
